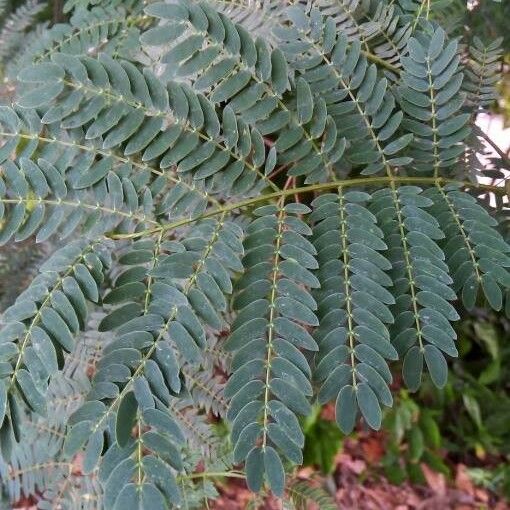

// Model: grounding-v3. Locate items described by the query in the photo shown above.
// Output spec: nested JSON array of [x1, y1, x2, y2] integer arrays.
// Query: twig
[[478, 128, 510, 170]]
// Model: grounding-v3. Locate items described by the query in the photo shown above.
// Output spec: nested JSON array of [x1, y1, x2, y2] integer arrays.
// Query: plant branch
[[361, 49, 400, 74], [179, 471, 246, 481], [478, 128, 510, 170], [108, 176, 505, 240]]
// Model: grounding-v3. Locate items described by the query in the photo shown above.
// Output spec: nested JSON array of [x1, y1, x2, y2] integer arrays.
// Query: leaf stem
[[338, 187, 357, 387], [179, 471, 246, 481], [361, 49, 400, 74], [108, 176, 505, 240], [478, 128, 510, 170], [261, 193, 286, 449]]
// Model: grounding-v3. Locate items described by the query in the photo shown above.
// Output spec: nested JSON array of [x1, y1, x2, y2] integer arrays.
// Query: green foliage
[[382, 392, 448, 484], [0, 0, 509, 507], [447, 315, 510, 458], [0, 239, 49, 309], [0, 0, 47, 77], [382, 312, 510, 496], [464, 36, 503, 111], [302, 406, 343, 474], [286, 479, 337, 510]]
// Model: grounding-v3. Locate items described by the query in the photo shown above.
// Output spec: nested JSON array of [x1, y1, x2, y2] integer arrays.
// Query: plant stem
[[108, 176, 505, 240], [179, 471, 246, 481], [361, 49, 400, 74], [478, 128, 510, 170]]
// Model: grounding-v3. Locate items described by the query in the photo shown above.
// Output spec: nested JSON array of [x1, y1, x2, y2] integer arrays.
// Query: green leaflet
[[277, 8, 411, 176], [371, 186, 458, 392], [141, 1, 345, 183], [400, 27, 470, 176], [66, 218, 242, 507], [426, 185, 510, 312], [225, 203, 317, 493], [312, 190, 395, 434], [264, 445, 285, 496], [115, 391, 137, 447]]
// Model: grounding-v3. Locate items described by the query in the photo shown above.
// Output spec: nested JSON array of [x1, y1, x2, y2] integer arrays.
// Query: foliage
[[302, 406, 344, 474], [0, 0, 48, 78], [442, 312, 510, 459], [0, 0, 509, 508], [382, 310, 510, 496], [382, 391, 448, 485]]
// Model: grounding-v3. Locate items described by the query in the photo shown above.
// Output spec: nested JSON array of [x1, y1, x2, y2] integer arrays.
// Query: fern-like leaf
[[142, 0, 345, 182], [225, 202, 318, 495], [0, 239, 111, 457], [287, 479, 337, 510], [65, 217, 243, 508], [278, 8, 412, 176], [427, 185, 510, 311], [372, 185, 459, 391], [399, 26, 470, 176], [312, 190, 395, 433], [463, 36, 503, 111], [0, 0, 46, 69]]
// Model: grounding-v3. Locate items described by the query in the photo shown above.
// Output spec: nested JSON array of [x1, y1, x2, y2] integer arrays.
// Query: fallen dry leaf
[[336, 452, 366, 474], [455, 464, 475, 497], [421, 463, 447, 497], [361, 436, 386, 464]]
